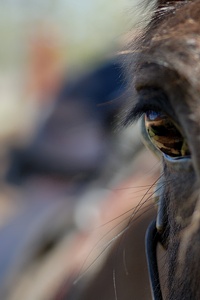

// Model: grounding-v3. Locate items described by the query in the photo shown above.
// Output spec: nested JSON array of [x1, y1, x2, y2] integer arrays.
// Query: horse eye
[[145, 111, 191, 158]]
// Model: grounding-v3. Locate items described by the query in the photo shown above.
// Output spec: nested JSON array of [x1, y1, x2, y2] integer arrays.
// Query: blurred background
[[0, 0, 133, 145], [0, 1, 157, 300]]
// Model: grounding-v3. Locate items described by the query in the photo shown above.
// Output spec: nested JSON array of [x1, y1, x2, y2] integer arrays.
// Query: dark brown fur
[[128, 1, 200, 298]]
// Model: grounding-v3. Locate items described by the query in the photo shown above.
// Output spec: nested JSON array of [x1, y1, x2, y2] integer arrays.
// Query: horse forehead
[[153, 0, 200, 37], [145, 1, 200, 90]]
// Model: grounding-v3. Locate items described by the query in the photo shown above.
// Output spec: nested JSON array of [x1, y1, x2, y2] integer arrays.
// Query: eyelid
[[132, 101, 164, 120], [122, 88, 176, 127], [130, 88, 176, 121], [128, 94, 167, 124]]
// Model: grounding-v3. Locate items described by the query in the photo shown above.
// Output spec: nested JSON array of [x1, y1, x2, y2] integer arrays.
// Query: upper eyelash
[[131, 101, 163, 120], [123, 88, 175, 126], [123, 97, 165, 126]]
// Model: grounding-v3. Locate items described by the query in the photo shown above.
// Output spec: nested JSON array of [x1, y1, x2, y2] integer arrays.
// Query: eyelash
[[132, 103, 163, 120], [126, 87, 170, 121], [126, 97, 165, 126]]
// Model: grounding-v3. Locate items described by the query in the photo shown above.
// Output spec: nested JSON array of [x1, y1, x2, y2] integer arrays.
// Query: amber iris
[[145, 111, 190, 158]]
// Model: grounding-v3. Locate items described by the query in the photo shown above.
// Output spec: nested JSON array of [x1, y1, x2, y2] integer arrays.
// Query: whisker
[[110, 174, 168, 283], [113, 269, 118, 300], [74, 203, 155, 284], [123, 248, 129, 276], [95, 187, 159, 230], [75, 173, 173, 286], [128, 173, 164, 222], [114, 184, 155, 191]]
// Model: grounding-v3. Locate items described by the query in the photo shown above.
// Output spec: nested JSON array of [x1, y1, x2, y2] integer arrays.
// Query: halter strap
[[145, 219, 163, 300]]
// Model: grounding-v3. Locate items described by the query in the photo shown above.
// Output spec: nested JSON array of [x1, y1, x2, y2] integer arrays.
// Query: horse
[[121, 0, 200, 298]]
